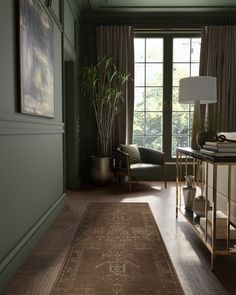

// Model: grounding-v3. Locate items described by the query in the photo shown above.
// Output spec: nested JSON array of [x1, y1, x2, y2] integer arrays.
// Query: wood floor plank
[[2, 182, 236, 295]]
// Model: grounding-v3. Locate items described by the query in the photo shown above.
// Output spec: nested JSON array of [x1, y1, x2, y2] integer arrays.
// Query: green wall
[[64, 0, 81, 189], [0, 0, 79, 290], [79, 24, 97, 183]]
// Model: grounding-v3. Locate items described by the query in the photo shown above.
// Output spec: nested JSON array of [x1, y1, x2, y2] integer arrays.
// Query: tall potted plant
[[81, 56, 130, 185]]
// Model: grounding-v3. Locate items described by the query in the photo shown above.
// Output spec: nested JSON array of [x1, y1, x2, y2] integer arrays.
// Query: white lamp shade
[[179, 76, 217, 104]]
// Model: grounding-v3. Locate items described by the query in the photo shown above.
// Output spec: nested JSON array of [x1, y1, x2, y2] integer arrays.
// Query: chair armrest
[[138, 147, 165, 165], [115, 148, 131, 169]]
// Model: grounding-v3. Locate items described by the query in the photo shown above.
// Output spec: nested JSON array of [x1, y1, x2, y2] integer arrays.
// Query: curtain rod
[[134, 28, 202, 34]]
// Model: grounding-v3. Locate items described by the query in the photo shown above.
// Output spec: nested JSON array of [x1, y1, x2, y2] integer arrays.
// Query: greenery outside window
[[133, 33, 201, 160], [172, 38, 201, 157], [133, 38, 163, 150]]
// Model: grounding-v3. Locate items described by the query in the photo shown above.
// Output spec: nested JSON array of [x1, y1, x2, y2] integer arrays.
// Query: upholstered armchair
[[115, 144, 167, 191]]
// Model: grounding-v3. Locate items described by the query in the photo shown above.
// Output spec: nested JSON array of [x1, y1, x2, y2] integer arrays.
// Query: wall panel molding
[[0, 0, 66, 290], [0, 113, 64, 135], [0, 194, 65, 291], [0, 193, 65, 273]]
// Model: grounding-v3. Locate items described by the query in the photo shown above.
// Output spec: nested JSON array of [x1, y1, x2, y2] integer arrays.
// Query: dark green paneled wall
[[79, 25, 97, 183], [0, 0, 78, 290], [64, 0, 81, 189], [65, 61, 81, 188]]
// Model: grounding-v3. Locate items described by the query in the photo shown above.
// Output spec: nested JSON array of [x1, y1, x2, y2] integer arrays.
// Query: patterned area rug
[[50, 203, 184, 295]]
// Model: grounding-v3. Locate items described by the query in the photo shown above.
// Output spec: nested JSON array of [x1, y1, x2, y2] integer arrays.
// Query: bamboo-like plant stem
[[81, 56, 130, 157]]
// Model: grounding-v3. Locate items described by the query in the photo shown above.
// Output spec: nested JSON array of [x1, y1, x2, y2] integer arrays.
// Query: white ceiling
[[78, 0, 236, 12]]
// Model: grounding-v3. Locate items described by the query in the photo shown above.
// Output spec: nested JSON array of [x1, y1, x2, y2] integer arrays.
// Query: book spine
[[200, 149, 215, 156], [205, 141, 217, 147], [202, 145, 217, 151], [200, 149, 236, 157], [203, 145, 236, 152], [205, 141, 236, 148], [218, 147, 236, 152]]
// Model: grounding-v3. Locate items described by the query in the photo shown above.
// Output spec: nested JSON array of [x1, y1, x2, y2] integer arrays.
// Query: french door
[[133, 33, 201, 160]]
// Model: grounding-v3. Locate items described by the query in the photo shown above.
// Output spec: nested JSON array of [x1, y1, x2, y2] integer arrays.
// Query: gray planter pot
[[90, 156, 114, 185]]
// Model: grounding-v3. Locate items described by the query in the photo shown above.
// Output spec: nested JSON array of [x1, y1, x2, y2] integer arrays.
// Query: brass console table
[[176, 147, 236, 271]]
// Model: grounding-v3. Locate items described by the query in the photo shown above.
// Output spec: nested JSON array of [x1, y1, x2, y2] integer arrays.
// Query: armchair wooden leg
[[115, 172, 119, 183], [164, 163, 167, 188], [127, 171, 132, 192], [164, 179, 167, 188], [128, 180, 132, 192]]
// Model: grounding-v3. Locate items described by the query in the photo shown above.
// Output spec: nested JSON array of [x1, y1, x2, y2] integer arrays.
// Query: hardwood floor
[[2, 182, 236, 295]]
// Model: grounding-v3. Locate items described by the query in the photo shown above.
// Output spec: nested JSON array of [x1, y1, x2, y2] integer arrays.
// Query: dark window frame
[[133, 31, 201, 162]]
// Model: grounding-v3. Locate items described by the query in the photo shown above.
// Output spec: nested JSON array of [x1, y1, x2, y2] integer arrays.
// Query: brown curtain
[[192, 26, 236, 147], [96, 26, 134, 155]]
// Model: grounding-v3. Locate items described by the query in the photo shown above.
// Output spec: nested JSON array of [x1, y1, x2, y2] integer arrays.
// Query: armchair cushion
[[130, 163, 163, 180], [120, 144, 142, 164], [138, 147, 165, 165]]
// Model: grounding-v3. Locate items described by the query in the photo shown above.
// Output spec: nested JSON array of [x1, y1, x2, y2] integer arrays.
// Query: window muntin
[[133, 35, 201, 159], [172, 38, 201, 157], [133, 38, 163, 151]]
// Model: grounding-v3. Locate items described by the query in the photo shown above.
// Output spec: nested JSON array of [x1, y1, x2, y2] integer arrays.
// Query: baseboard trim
[[0, 193, 65, 290]]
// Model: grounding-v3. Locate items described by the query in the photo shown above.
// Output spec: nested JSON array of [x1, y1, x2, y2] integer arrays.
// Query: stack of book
[[200, 141, 236, 157], [200, 210, 236, 239]]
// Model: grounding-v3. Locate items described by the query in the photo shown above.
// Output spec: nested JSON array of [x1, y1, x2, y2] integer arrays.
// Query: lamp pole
[[205, 103, 209, 132]]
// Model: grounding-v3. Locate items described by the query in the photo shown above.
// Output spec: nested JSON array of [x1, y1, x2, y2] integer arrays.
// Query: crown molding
[[81, 12, 236, 26]]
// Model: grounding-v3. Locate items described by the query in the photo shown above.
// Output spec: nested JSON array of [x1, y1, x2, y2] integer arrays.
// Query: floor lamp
[[179, 76, 217, 148]]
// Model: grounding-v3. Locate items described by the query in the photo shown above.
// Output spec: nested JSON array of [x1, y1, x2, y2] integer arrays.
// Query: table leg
[[211, 252, 215, 272]]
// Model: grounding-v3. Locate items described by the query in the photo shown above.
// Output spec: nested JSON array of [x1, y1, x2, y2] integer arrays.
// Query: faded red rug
[[50, 203, 184, 295]]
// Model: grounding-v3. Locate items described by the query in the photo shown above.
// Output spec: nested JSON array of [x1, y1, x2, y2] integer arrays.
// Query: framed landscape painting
[[18, 0, 54, 118]]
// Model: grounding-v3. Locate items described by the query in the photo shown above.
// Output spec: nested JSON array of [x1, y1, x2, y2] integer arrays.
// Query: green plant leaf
[[80, 55, 131, 156]]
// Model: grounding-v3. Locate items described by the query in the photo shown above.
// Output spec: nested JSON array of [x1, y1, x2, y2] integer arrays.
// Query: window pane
[[134, 38, 145, 62], [146, 87, 163, 111], [172, 136, 189, 157], [133, 112, 144, 136], [172, 87, 189, 111], [146, 38, 163, 62], [146, 64, 163, 86], [134, 88, 145, 111], [173, 38, 190, 62], [173, 63, 190, 87], [191, 63, 199, 76], [191, 38, 201, 62], [146, 112, 162, 135], [172, 38, 201, 157], [135, 64, 145, 86], [133, 36, 201, 159], [146, 136, 162, 150], [133, 136, 144, 146], [172, 112, 189, 135], [189, 111, 194, 129]]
